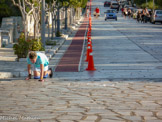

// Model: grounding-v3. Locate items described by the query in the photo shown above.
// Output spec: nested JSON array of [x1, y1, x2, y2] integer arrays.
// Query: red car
[[104, 1, 111, 7]]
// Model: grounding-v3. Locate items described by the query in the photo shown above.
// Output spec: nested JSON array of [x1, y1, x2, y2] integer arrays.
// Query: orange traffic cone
[[87, 31, 91, 37], [87, 41, 93, 52], [88, 38, 92, 43], [89, 23, 92, 27], [88, 28, 91, 32], [86, 52, 96, 71], [85, 46, 92, 62], [87, 32, 91, 39], [87, 36, 91, 41]]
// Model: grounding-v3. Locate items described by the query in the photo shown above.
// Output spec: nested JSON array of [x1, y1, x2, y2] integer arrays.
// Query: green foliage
[[141, 1, 158, 9], [46, 40, 56, 45], [28, 39, 44, 51], [0, 0, 21, 25], [134, 0, 162, 9], [0, 0, 21, 16], [58, 0, 87, 8], [13, 33, 44, 59], [13, 33, 29, 59], [56, 31, 62, 37], [80, 0, 88, 8]]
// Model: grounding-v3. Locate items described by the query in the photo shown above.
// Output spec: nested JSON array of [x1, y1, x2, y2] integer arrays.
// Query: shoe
[[49, 68, 53, 78]]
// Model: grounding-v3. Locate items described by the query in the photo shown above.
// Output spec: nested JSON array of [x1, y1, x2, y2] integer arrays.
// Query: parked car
[[151, 10, 162, 24], [105, 9, 117, 21], [110, 1, 120, 11], [120, 1, 128, 8], [104, 1, 111, 7]]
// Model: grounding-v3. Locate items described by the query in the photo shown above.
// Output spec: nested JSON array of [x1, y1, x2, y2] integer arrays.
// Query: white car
[[151, 10, 162, 24], [110, 1, 119, 10]]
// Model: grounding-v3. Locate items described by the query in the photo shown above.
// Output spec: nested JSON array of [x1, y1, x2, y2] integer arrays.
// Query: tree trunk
[[24, 18, 28, 40], [57, 7, 60, 33], [70, 8, 72, 25], [34, 20, 39, 40], [51, 12, 54, 39], [48, 16, 50, 40], [55, 14, 57, 36], [73, 9, 75, 24], [34, 21, 36, 39], [65, 7, 68, 30]]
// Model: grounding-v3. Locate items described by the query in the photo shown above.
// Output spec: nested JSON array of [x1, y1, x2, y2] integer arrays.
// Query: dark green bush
[[46, 40, 56, 45], [56, 31, 62, 37], [13, 33, 29, 59], [13, 33, 44, 60], [28, 39, 44, 51]]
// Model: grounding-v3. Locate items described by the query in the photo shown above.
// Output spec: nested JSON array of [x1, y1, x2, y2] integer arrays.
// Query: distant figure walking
[[86, 8, 89, 17], [123, 8, 127, 19], [95, 7, 100, 17], [128, 8, 132, 19], [137, 10, 142, 23]]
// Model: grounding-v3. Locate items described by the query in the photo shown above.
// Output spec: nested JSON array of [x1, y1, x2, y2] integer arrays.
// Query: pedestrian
[[121, 7, 124, 16], [86, 8, 89, 17], [25, 51, 53, 82], [144, 8, 150, 23], [141, 9, 146, 23], [137, 10, 141, 23], [128, 8, 131, 19], [95, 7, 100, 17], [123, 8, 127, 19]]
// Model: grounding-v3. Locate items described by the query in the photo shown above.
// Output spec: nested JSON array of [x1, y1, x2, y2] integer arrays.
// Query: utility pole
[[153, 0, 155, 10], [41, 0, 45, 48]]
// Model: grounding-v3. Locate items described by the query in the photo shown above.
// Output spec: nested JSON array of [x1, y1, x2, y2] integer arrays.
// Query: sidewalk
[[55, 17, 88, 72], [0, 17, 84, 79]]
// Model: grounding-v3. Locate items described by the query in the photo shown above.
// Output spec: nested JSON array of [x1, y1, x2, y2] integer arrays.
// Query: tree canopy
[[134, 0, 162, 9], [0, 0, 21, 25]]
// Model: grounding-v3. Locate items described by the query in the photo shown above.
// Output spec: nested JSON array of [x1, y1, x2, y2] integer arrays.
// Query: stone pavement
[[0, 79, 162, 122], [0, 0, 162, 122]]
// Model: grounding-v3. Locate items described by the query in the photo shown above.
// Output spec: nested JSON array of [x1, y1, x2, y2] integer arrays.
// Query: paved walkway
[[0, 0, 162, 121], [55, 17, 88, 72], [0, 80, 162, 122]]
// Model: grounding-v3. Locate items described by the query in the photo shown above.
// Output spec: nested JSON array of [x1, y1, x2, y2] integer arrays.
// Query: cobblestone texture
[[0, 80, 162, 121]]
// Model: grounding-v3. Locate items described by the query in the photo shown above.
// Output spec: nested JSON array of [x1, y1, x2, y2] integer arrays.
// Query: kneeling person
[[26, 51, 53, 82]]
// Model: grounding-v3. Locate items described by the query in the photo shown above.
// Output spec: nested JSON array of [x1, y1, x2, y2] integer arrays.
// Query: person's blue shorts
[[34, 74, 48, 79]]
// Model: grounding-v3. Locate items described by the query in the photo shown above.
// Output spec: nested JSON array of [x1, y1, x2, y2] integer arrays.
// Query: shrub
[[28, 39, 44, 51], [13, 33, 29, 59], [56, 31, 62, 37], [13, 33, 44, 60], [46, 40, 56, 45]]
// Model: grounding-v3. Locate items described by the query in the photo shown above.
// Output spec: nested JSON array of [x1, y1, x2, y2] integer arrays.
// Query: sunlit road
[[54, 0, 162, 81]]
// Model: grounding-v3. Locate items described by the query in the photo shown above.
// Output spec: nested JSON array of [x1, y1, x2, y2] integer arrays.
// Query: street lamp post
[[41, 0, 45, 48]]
